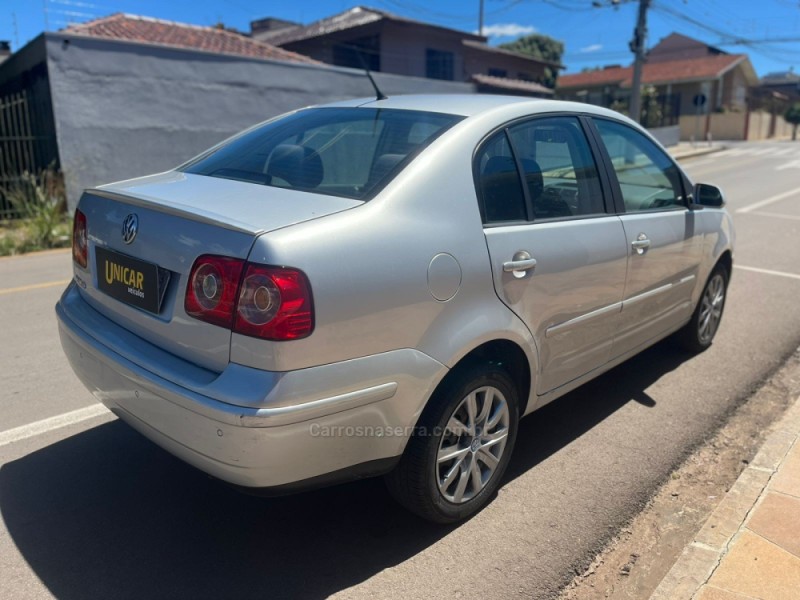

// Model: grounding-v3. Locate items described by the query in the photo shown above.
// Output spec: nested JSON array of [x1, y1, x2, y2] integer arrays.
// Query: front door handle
[[503, 251, 537, 278], [631, 233, 651, 255]]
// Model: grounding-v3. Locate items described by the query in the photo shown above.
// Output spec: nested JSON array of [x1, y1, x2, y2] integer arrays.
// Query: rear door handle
[[631, 233, 651, 255], [503, 251, 537, 278]]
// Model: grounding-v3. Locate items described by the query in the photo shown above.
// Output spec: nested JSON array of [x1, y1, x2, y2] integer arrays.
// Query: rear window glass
[[181, 108, 463, 200]]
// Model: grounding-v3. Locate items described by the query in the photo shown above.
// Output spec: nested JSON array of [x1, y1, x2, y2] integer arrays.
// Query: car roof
[[317, 94, 632, 121]]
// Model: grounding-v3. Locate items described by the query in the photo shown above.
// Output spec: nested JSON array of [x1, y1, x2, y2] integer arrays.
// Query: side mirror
[[690, 183, 725, 209]]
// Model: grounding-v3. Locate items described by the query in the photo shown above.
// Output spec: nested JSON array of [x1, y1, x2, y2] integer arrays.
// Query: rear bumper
[[56, 282, 446, 488]]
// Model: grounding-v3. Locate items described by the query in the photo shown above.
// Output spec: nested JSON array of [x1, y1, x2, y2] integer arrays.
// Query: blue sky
[[2, 0, 799, 76]]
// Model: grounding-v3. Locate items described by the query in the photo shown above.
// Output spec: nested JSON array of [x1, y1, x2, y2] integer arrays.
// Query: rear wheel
[[385, 363, 519, 523], [677, 265, 728, 353]]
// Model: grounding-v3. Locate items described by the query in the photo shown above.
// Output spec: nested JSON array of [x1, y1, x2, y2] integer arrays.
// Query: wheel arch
[[429, 338, 534, 418], [715, 249, 733, 278]]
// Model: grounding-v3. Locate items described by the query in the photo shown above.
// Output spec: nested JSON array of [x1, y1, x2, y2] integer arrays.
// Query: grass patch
[[0, 219, 72, 256], [0, 167, 72, 256]]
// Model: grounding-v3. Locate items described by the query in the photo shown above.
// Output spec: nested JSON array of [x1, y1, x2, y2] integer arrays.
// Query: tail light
[[234, 264, 314, 340], [185, 255, 245, 328], [184, 255, 314, 341], [72, 209, 88, 268]]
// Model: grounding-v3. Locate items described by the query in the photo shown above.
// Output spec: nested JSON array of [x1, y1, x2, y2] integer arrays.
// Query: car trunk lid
[[75, 172, 360, 372]]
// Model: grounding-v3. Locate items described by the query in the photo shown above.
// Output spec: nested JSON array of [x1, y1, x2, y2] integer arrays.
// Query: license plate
[[95, 246, 169, 314]]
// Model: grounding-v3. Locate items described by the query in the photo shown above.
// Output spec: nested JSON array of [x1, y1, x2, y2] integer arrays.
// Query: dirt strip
[[559, 347, 800, 600]]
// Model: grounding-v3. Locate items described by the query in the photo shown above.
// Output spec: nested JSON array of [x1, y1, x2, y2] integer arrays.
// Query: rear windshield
[[181, 107, 463, 200]]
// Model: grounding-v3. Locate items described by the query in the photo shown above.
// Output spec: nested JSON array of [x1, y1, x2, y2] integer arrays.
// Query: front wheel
[[677, 265, 728, 353], [385, 363, 519, 523]]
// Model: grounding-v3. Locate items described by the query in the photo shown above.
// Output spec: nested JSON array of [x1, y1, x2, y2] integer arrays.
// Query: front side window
[[507, 117, 605, 219], [181, 108, 462, 200], [594, 119, 685, 212]]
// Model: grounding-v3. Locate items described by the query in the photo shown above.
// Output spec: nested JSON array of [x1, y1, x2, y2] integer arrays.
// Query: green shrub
[[5, 167, 67, 249]]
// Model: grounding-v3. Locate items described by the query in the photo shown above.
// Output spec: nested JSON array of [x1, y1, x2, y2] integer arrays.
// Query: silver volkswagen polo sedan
[[57, 95, 733, 523]]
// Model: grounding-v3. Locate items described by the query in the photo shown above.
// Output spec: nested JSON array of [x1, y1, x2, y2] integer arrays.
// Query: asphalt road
[[1, 141, 800, 600]]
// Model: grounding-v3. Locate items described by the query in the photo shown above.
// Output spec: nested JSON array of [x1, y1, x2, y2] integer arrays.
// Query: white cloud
[[480, 23, 537, 38], [579, 43, 604, 53]]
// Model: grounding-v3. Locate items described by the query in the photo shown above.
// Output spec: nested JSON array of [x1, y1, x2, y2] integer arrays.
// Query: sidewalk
[[650, 396, 800, 599], [669, 142, 726, 162]]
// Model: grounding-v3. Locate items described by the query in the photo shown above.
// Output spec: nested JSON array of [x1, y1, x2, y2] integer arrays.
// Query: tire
[[677, 264, 729, 353], [385, 362, 519, 523]]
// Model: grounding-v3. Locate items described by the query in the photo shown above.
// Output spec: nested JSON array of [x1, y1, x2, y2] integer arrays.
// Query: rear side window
[[507, 117, 605, 219], [476, 132, 527, 223], [475, 117, 606, 225], [181, 108, 463, 200]]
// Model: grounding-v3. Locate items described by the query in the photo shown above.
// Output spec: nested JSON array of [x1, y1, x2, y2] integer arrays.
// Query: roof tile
[[64, 13, 319, 64], [558, 54, 747, 90], [471, 74, 553, 95], [257, 5, 484, 47]]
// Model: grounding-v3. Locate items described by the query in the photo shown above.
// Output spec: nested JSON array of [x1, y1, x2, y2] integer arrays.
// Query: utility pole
[[628, 0, 651, 124], [478, 0, 485, 36]]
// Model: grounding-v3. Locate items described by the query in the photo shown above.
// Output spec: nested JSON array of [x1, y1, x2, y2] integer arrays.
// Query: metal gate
[[0, 89, 59, 219]]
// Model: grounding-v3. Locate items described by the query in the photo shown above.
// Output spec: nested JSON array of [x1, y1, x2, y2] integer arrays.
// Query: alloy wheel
[[436, 385, 510, 504], [698, 273, 725, 344]]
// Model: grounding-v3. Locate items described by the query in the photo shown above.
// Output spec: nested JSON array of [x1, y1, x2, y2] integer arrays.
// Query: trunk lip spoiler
[[86, 188, 263, 236]]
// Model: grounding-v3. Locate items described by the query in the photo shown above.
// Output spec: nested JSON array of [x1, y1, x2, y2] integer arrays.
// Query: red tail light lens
[[72, 209, 88, 268], [184, 256, 314, 341], [185, 255, 245, 328], [234, 264, 314, 340]]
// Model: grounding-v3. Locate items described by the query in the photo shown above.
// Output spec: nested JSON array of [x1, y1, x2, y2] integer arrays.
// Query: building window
[[426, 49, 454, 81], [488, 68, 507, 78], [517, 72, 533, 82], [333, 35, 380, 71]]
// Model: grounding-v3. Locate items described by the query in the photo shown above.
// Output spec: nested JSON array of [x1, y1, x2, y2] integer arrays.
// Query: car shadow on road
[[505, 341, 680, 483], [0, 342, 687, 600]]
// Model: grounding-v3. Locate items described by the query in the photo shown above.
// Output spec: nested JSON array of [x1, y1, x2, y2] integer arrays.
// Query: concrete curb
[[670, 145, 727, 162], [649, 397, 800, 599]]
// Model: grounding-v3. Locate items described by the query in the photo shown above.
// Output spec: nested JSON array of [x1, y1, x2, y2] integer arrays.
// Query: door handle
[[631, 233, 651, 255], [503, 251, 537, 278]]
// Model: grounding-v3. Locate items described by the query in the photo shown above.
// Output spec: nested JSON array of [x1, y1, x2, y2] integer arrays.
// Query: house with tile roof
[[557, 33, 757, 122], [757, 70, 800, 104], [251, 6, 559, 97]]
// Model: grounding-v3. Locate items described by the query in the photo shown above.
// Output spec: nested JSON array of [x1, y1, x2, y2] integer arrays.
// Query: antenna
[[366, 69, 388, 102], [353, 46, 387, 101]]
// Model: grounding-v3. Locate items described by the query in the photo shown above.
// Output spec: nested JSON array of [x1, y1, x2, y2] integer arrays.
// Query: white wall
[[44, 33, 474, 209]]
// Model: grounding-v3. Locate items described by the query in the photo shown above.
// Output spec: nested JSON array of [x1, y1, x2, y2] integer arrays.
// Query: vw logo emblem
[[121, 214, 138, 244]]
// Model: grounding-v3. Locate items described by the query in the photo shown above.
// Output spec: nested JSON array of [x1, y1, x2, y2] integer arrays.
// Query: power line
[[717, 36, 800, 44], [541, 0, 595, 11], [651, 1, 798, 63]]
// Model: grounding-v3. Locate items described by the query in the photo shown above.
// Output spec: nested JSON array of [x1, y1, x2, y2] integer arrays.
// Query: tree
[[786, 103, 800, 141], [499, 34, 564, 89], [641, 85, 663, 128]]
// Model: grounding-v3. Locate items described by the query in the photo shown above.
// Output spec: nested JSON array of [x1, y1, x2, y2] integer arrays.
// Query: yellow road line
[[0, 248, 70, 261], [0, 279, 70, 295]]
